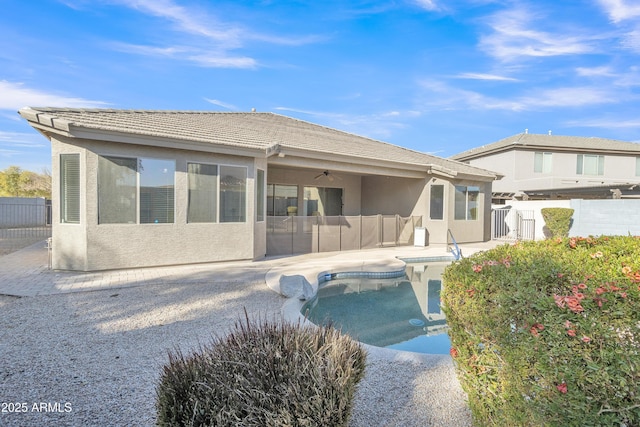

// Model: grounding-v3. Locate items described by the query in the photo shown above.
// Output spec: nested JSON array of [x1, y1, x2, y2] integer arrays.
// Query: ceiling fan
[[314, 170, 342, 182]]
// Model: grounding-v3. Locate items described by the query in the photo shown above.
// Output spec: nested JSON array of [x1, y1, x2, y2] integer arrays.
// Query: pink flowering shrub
[[442, 236, 640, 426]]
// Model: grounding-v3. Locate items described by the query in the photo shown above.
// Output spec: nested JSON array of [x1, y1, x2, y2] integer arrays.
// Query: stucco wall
[[495, 199, 640, 239], [444, 180, 491, 244], [464, 151, 515, 193], [467, 149, 640, 194], [570, 199, 640, 237], [49, 140, 89, 270], [360, 176, 426, 217], [51, 136, 259, 271]]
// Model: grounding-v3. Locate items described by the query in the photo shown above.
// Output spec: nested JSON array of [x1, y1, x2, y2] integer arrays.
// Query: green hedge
[[541, 207, 574, 238], [156, 315, 367, 427], [442, 236, 640, 426]]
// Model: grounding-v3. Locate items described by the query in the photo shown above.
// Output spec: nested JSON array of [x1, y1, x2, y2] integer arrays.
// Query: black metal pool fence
[[266, 214, 422, 256]]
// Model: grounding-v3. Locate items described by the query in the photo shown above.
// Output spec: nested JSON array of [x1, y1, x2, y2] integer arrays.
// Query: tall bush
[[442, 236, 640, 426], [541, 207, 574, 238], [156, 314, 367, 427]]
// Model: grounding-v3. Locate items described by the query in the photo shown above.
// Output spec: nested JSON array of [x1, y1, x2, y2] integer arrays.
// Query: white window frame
[[60, 153, 81, 224], [97, 155, 176, 225], [219, 164, 248, 223], [576, 154, 604, 176], [429, 184, 445, 221], [454, 185, 480, 221], [534, 152, 552, 174], [256, 169, 265, 222], [187, 161, 219, 224]]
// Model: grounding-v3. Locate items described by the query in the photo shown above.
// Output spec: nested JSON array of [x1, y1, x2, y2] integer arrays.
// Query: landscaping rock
[[279, 274, 314, 300]]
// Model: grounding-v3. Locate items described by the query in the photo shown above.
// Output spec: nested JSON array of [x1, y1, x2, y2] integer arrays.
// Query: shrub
[[442, 236, 640, 426], [541, 207, 574, 238], [156, 313, 367, 427]]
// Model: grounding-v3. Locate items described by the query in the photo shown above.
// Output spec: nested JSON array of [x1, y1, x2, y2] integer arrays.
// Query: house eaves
[[523, 182, 640, 200], [19, 107, 267, 158], [18, 107, 501, 181], [451, 133, 640, 161]]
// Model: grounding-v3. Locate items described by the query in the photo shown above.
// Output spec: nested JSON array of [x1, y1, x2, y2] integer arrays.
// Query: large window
[[303, 187, 343, 216], [429, 184, 444, 220], [576, 154, 604, 176], [98, 156, 136, 224], [187, 163, 218, 223], [139, 159, 175, 224], [256, 169, 265, 222], [636, 157, 640, 177], [534, 152, 552, 173], [98, 156, 175, 224], [220, 165, 247, 223], [454, 185, 480, 220], [60, 154, 80, 224], [267, 184, 298, 216]]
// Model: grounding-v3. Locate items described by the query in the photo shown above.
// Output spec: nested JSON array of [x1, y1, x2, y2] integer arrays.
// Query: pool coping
[[268, 250, 459, 358]]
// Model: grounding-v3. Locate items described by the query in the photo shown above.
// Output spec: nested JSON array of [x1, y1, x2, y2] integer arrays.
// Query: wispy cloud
[[517, 86, 620, 108], [414, 0, 441, 11], [274, 106, 413, 140], [480, 6, 600, 61], [110, 42, 257, 68], [0, 130, 47, 164], [597, 0, 640, 23], [0, 130, 47, 147], [575, 66, 616, 77], [0, 80, 109, 110], [453, 72, 519, 81], [567, 117, 640, 129], [418, 79, 621, 112], [417, 79, 522, 110], [116, 0, 243, 45], [204, 98, 238, 110], [102, 0, 323, 68]]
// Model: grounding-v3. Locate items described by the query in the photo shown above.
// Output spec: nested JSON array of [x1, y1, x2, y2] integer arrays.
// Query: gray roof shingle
[[20, 107, 499, 179], [451, 132, 640, 161]]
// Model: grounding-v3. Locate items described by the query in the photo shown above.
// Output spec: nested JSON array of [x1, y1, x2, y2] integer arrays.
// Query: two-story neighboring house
[[451, 132, 640, 202]]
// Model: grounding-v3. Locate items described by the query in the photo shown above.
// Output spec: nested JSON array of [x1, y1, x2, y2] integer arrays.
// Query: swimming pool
[[301, 260, 452, 355]]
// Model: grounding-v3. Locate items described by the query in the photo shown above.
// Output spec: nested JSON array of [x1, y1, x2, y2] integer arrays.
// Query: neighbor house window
[[454, 185, 480, 220], [60, 154, 80, 224], [98, 156, 175, 224], [187, 163, 218, 223], [636, 157, 640, 177], [220, 165, 247, 223], [303, 187, 343, 216], [534, 152, 552, 173], [576, 154, 604, 175], [267, 184, 298, 216], [429, 184, 444, 220], [256, 169, 265, 222]]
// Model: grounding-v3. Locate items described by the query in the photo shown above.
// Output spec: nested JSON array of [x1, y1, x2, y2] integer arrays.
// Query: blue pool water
[[301, 261, 451, 355]]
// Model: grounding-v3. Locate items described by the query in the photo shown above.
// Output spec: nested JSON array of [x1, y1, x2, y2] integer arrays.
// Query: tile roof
[[20, 107, 499, 180], [451, 132, 640, 161]]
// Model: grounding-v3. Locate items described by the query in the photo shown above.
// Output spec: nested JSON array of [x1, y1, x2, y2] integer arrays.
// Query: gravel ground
[[0, 276, 472, 426]]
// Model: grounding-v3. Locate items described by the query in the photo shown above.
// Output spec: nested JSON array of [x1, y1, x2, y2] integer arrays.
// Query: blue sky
[[2, 0, 640, 172]]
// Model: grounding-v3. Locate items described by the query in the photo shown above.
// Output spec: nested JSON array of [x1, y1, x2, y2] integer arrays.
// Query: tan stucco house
[[451, 132, 640, 201], [20, 107, 500, 271]]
